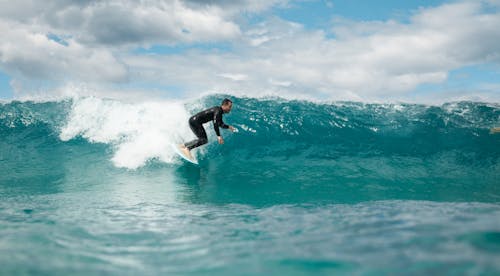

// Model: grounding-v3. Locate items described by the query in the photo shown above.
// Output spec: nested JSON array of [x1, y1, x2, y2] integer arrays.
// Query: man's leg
[[182, 122, 208, 158]]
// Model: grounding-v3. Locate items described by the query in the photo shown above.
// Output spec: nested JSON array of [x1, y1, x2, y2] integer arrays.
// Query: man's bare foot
[[179, 144, 194, 159]]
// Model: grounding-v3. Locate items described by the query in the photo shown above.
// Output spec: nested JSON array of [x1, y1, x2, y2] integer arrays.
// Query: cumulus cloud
[[123, 1, 500, 101], [0, 0, 499, 102], [0, 0, 267, 87], [0, 20, 128, 82], [326, 1, 500, 99], [0, 0, 286, 47], [79, 1, 241, 46]]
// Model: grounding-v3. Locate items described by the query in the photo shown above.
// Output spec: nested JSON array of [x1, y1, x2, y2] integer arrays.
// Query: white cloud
[[1, 0, 499, 102], [78, 1, 241, 46], [0, 0, 265, 87], [0, 20, 128, 82], [121, 2, 500, 101], [0, 0, 288, 47], [155, 1, 500, 101], [217, 73, 249, 81]]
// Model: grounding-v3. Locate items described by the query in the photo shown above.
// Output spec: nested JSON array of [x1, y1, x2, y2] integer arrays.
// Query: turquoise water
[[1, 95, 499, 274]]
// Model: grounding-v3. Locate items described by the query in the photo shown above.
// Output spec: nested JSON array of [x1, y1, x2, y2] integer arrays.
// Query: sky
[[0, 0, 499, 102]]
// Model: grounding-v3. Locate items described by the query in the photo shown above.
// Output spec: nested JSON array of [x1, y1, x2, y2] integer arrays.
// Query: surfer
[[180, 98, 236, 159]]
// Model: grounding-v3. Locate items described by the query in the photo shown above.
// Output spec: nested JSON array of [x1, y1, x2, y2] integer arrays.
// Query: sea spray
[[59, 97, 194, 168]]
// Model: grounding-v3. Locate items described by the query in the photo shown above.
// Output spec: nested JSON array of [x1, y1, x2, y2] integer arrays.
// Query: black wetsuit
[[184, 106, 229, 150]]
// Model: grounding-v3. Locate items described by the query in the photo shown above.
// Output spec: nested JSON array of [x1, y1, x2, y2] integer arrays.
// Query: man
[[180, 98, 235, 159]]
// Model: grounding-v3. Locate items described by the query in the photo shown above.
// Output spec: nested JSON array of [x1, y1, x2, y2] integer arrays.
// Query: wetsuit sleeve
[[213, 107, 229, 136]]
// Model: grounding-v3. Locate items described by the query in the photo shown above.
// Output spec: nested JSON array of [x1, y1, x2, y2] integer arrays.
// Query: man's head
[[221, 98, 232, 113]]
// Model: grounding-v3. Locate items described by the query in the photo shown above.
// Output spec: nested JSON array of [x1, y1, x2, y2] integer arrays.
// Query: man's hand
[[218, 136, 224, 144], [229, 125, 236, 132]]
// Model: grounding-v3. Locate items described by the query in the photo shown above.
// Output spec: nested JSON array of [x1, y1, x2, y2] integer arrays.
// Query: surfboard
[[171, 144, 198, 165]]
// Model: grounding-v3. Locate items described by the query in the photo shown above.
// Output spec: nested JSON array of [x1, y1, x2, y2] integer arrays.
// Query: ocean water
[[1, 95, 499, 275]]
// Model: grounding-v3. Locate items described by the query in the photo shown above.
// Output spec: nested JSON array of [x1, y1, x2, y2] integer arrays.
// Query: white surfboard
[[171, 144, 198, 165]]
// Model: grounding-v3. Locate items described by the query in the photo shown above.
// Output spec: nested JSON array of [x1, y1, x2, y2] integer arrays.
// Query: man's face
[[222, 102, 232, 113]]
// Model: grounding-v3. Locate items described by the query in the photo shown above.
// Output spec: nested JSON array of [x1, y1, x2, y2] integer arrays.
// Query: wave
[[2, 94, 499, 203], [1, 95, 499, 167]]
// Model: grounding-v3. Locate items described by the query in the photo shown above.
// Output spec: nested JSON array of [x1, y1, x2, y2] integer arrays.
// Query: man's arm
[[213, 108, 229, 136]]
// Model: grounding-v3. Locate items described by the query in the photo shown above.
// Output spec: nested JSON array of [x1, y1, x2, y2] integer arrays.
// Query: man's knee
[[200, 138, 208, 145]]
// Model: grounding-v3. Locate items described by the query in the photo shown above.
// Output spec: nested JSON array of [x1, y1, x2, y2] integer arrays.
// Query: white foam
[[60, 97, 196, 169]]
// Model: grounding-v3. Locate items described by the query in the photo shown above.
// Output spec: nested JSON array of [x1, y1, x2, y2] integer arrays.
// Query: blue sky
[[0, 72, 12, 98], [277, 0, 444, 25], [0, 0, 499, 102]]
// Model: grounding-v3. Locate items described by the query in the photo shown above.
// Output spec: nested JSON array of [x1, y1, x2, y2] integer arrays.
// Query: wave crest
[[2, 95, 499, 169]]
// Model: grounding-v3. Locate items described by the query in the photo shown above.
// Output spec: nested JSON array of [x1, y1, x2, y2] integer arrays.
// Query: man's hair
[[221, 98, 232, 106]]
